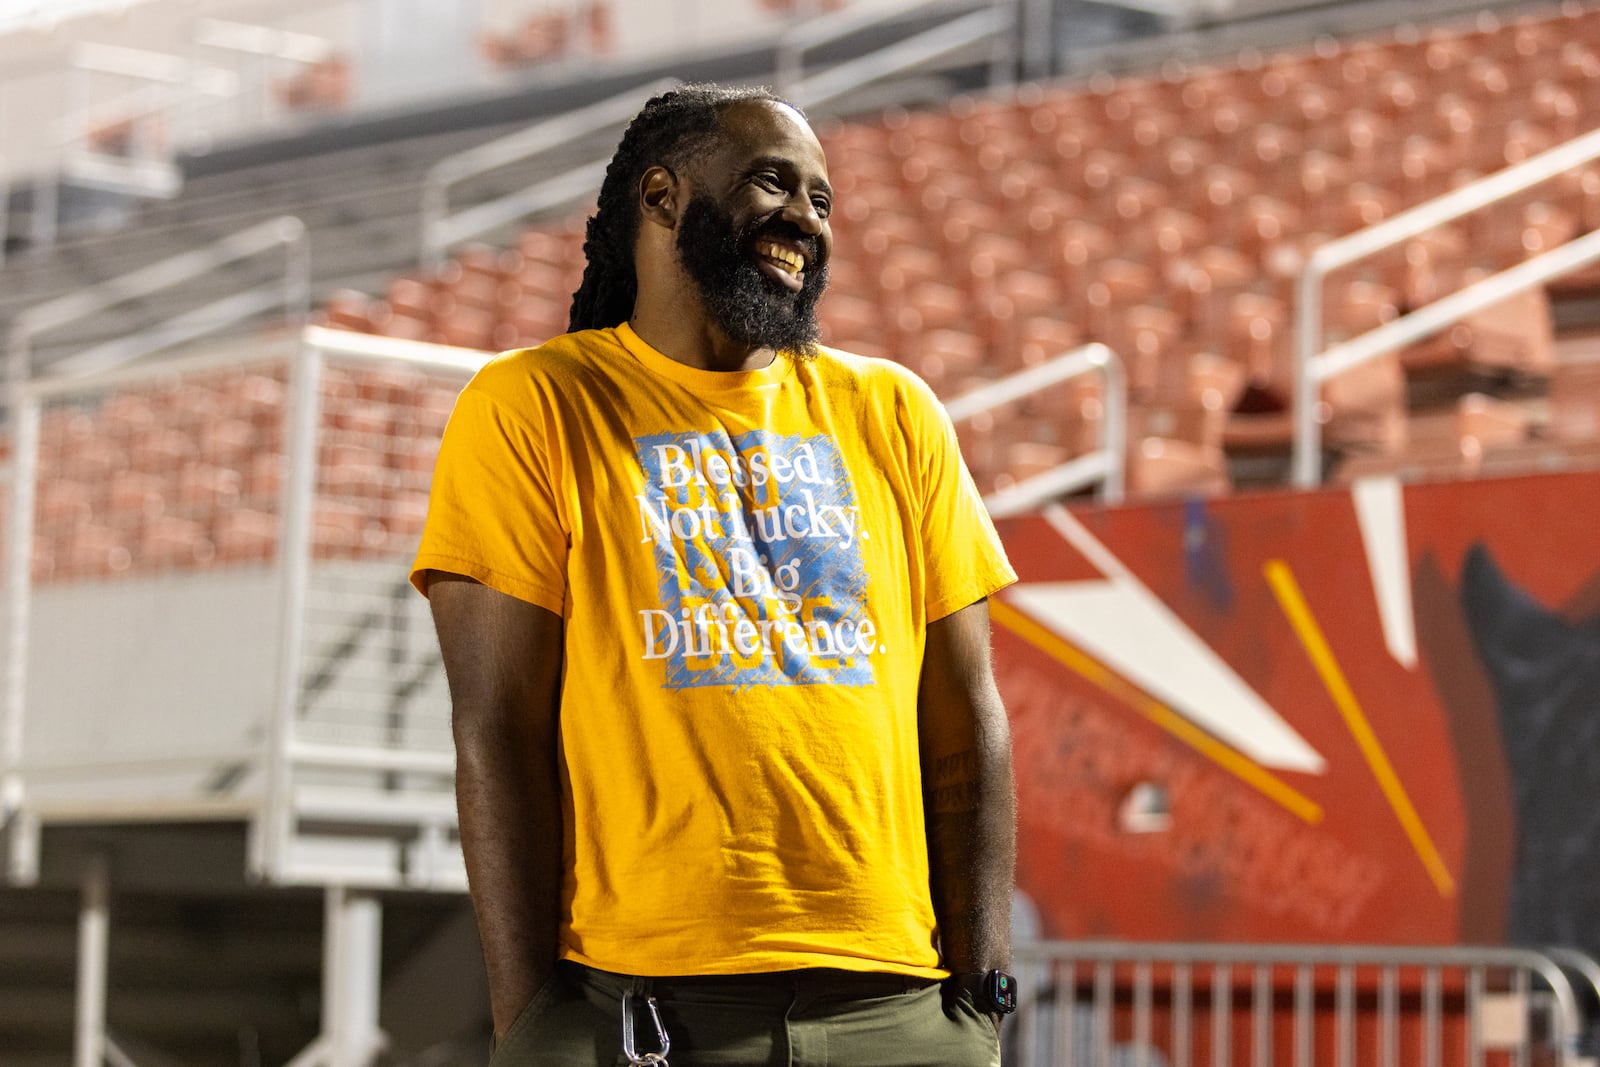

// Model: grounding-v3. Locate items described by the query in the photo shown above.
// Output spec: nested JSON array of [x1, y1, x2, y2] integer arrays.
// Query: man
[[413, 83, 1017, 1066]]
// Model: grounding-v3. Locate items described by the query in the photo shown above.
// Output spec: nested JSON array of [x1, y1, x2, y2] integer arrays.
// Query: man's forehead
[[711, 99, 827, 167]]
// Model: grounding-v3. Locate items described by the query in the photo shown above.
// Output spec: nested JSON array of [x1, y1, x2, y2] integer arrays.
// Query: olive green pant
[[489, 961, 1001, 1066]]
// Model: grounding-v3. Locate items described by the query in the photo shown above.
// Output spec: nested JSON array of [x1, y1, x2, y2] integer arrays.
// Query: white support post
[[257, 339, 323, 883], [74, 855, 110, 1067], [2, 383, 40, 885], [326, 885, 384, 1067], [1291, 258, 1324, 489]]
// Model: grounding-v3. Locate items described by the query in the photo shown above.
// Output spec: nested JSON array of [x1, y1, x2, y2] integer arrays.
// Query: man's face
[[673, 101, 834, 357]]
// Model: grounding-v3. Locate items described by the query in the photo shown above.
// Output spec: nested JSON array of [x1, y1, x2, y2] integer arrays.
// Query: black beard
[[675, 193, 828, 360]]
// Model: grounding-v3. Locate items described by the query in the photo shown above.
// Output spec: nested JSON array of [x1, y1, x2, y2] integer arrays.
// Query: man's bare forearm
[[455, 716, 563, 1037], [924, 733, 1016, 973], [430, 576, 566, 1039], [919, 600, 1017, 975]]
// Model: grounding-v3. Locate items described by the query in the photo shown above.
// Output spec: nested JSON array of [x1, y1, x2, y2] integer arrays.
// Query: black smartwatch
[[954, 969, 1018, 1014]]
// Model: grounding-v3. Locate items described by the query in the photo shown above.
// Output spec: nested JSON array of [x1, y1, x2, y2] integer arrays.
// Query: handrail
[[1292, 124, 1600, 487], [944, 342, 1125, 511], [194, 17, 336, 64], [54, 43, 235, 204], [6, 214, 309, 380], [774, 0, 991, 92], [302, 324, 492, 375], [418, 79, 677, 269], [786, 4, 1017, 111]]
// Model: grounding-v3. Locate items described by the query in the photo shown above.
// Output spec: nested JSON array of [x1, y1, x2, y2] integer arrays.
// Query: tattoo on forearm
[[927, 749, 981, 813]]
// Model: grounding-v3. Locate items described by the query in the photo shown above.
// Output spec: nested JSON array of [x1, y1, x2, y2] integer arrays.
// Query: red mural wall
[[991, 469, 1600, 951]]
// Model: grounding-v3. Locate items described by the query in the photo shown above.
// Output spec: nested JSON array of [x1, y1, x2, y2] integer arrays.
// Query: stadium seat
[[272, 56, 351, 113], [62, 523, 132, 579], [1322, 353, 1407, 454], [107, 470, 167, 524], [176, 461, 243, 516], [1402, 285, 1555, 376], [1549, 354, 1600, 442], [141, 516, 216, 568], [38, 479, 94, 528], [314, 501, 383, 558], [212, 507, 278, 564], [818, 293, 881, 349], [1126, 437, 1231, 498], [323, 290, 381, 333]]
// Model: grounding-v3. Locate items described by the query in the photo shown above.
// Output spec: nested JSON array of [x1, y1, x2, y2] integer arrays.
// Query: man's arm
[[919, 598, 1016, 975], [429, 572, 565, 1038]]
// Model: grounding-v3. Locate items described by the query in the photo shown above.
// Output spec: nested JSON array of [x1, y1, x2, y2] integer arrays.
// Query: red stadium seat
[[107, 470, 166, 524], [1549, 355, 1600, 443], [1322, 353, 1407, 454], [141, 516, 216, 568], [323, 289, 381, 333], [211, 508, 276, 566], [1126, 437, 1231, 498], [61, 523, 132, 580]]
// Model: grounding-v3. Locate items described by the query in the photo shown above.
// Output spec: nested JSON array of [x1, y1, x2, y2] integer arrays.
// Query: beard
[[675, 193, 829, 360]]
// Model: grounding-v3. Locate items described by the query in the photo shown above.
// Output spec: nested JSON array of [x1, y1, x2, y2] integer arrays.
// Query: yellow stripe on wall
[[1263, 559, 1456, 898]]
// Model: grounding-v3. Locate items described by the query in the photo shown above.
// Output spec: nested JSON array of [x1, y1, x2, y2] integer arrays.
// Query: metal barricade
[[1010, 941, 1600, 1067]]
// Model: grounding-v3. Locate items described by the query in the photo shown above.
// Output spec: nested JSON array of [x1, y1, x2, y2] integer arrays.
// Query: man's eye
[[812, 198, 832, 217], [755, 172, 783, 190]]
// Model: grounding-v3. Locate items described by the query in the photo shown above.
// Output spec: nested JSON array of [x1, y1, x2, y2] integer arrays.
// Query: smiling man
[[413, 84, 1017, 1066]]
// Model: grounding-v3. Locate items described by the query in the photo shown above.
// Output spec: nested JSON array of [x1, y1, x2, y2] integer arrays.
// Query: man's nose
[[784, 197, 825, 236]]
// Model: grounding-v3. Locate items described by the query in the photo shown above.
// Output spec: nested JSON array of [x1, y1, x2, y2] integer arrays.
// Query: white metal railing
[[784, 0, 1019, 110], [35, 42, 241, 249], [418, 78, 676, 269], [258, 325, 489, 887], [1292, 124, 1600, 487], [1010, 941, 1600, 1067], [5, 214, 309, 380], [418, 0, 1018, 268], [945, 343, 1126, 512], [1, 218, 309, 885], [0, 323, 482, 891]]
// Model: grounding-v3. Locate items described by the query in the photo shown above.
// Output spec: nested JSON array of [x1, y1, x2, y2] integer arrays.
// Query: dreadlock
[[568, 83, 797, 333]]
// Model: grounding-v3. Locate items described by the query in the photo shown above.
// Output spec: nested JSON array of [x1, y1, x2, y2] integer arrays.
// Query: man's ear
[[639, 165, 680, 230]]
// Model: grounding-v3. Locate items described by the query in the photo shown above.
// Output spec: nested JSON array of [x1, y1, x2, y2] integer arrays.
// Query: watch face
[[988, 970, 1017, 1013]]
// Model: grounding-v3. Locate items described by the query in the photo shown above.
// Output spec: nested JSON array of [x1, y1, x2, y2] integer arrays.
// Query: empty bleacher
[[313, 1, 1600, 500]]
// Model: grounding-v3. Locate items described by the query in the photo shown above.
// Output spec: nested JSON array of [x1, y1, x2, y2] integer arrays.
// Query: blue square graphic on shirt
[[633, 428, 876, 689]]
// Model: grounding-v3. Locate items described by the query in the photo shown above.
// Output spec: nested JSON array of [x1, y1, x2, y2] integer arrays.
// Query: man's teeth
[[757, 242, 804, 275]]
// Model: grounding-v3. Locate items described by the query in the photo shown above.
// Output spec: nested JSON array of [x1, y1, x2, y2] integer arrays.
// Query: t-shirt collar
[[615, 322, 793, 391]]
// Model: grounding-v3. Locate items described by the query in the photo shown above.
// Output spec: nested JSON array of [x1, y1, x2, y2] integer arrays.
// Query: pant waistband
[[566, 960, 942, 1001]]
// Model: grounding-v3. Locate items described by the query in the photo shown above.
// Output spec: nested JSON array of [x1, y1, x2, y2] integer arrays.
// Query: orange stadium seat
[[61, 523, 131, 579], [107, 470, 166, 523], [141, 516, 215, 568], [212, 507, 278, 564], [1549, 353, 1600, 442], [1126, 437, 1231, 498], [323, 289, 381, 333]]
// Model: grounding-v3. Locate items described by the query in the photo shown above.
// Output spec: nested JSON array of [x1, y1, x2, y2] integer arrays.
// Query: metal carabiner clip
[[621, 988, 671, 1067]]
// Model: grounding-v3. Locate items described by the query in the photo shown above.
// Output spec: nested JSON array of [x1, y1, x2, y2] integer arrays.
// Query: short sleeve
[[410, 385, 569, 614], [906, 380, 1017, 621]]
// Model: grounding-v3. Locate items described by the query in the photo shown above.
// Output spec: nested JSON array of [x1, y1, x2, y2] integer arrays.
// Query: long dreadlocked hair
[[568, 83, 797, 333]]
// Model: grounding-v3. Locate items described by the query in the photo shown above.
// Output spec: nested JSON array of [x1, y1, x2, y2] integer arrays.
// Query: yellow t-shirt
[[413, 323, 1015, 978]]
